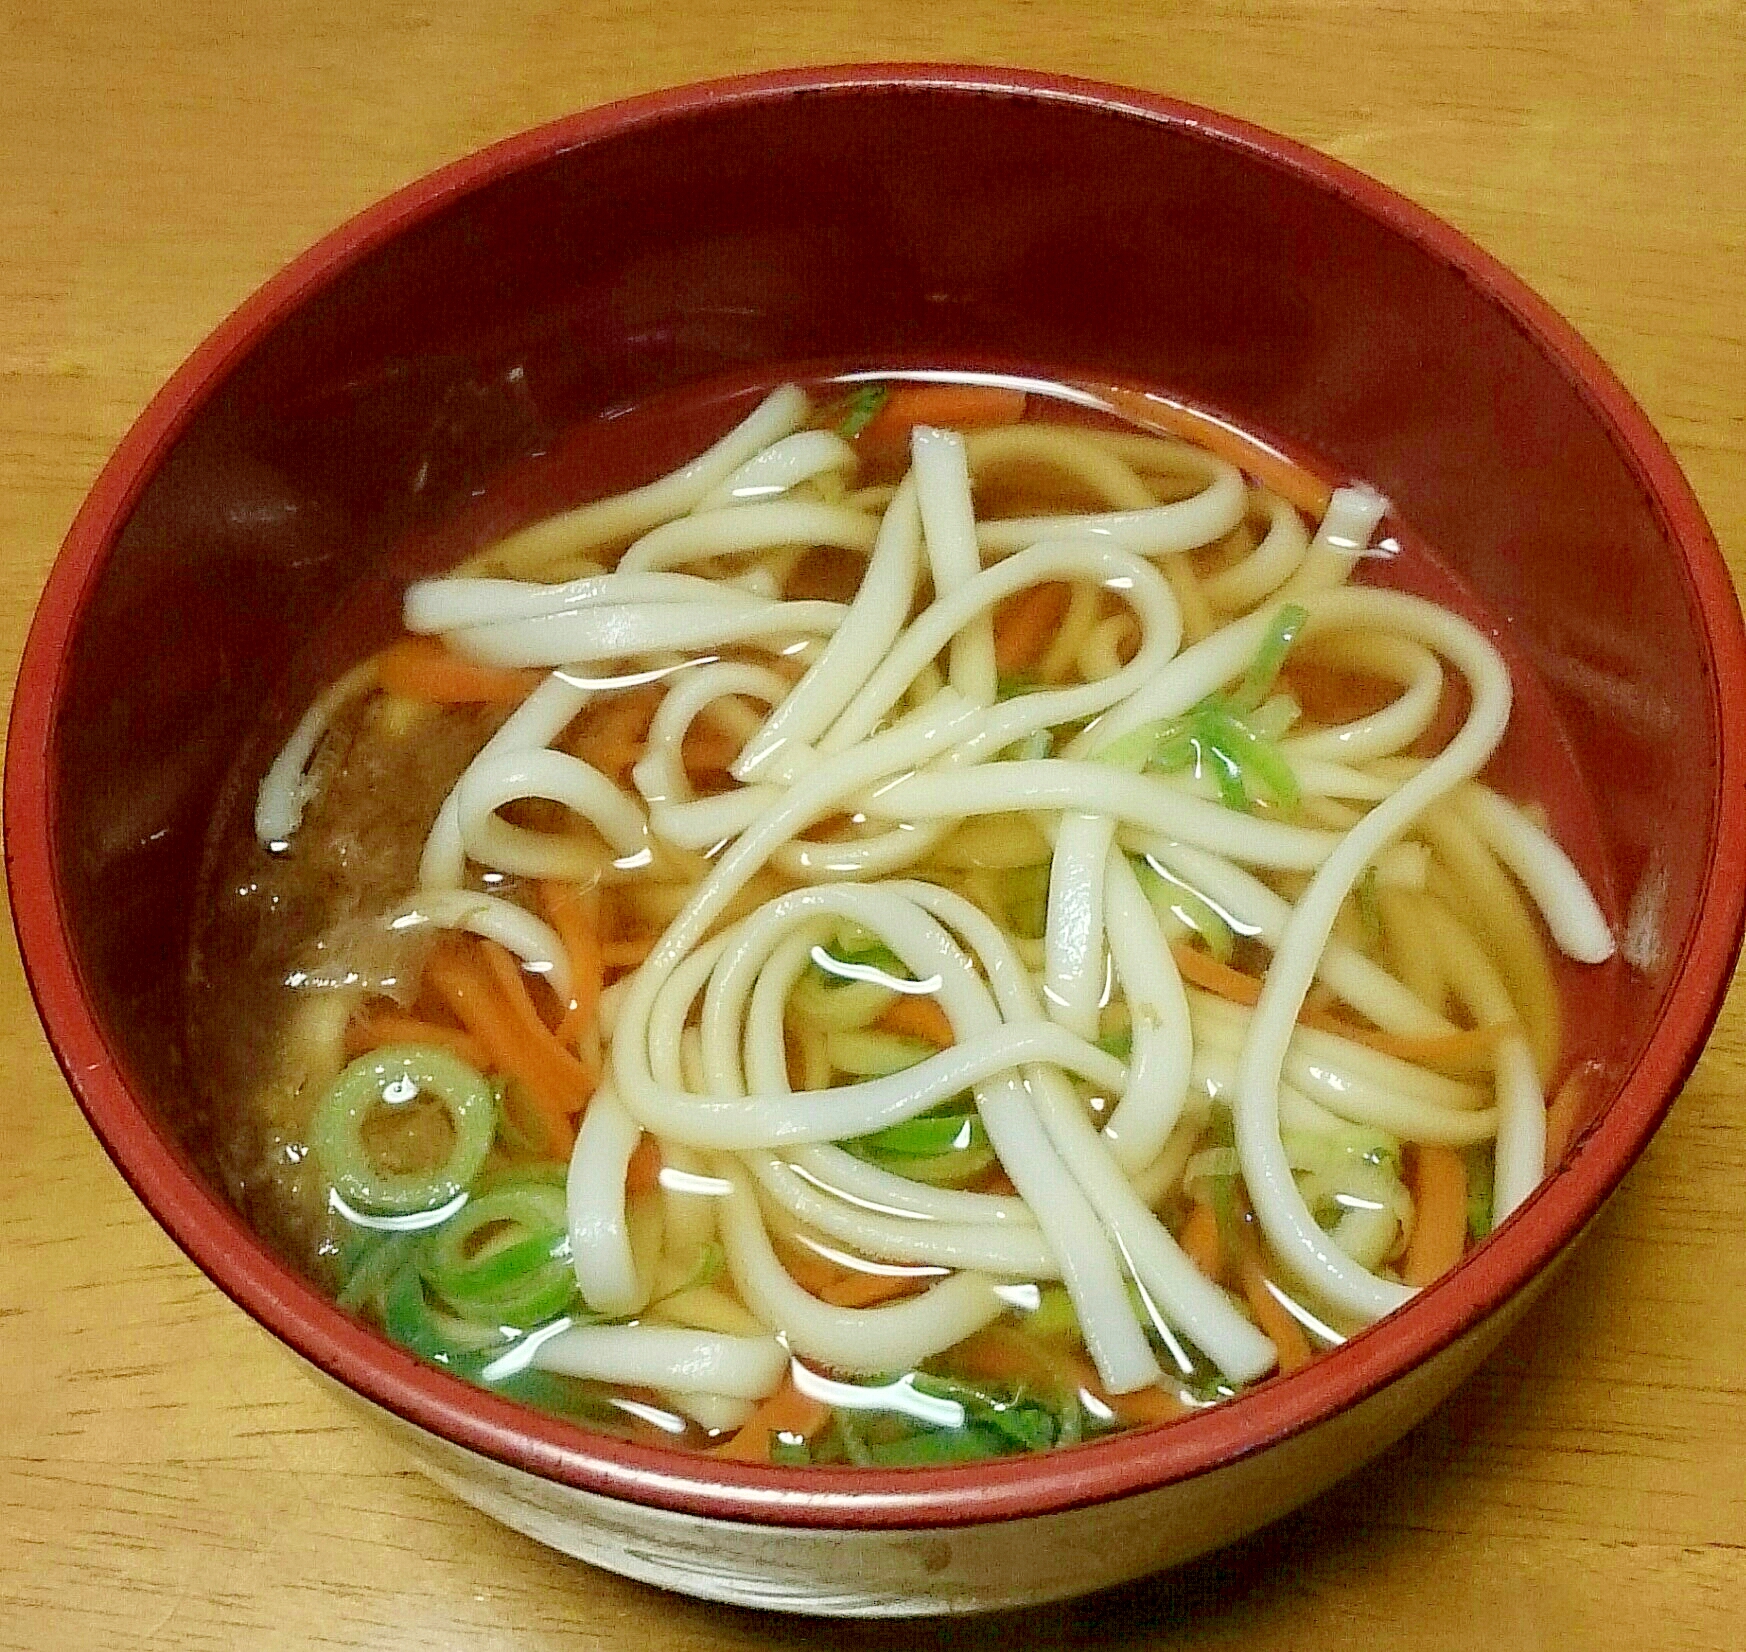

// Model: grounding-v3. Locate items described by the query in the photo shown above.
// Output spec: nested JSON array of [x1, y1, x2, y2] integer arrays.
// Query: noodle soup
[[188, 376, 1617, 1468]]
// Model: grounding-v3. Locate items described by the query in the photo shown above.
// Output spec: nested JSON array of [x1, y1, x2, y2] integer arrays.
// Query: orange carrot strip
[[1543, 1063, 1596, 1172], [1097, 387, 1334, 518], [776, 1240, 846, 1300], [568, 687, 659, 776], [422, 940, 576, 1156], [712, 1374, 831, 1462], [345, 1007, 490, 1072], [951, 1326, 1069, 1389], [1236, 1250, 1315, 1374], [539, 880, 605, 1049], [1402, 1145, 1469, 1288], [375, 637, 542, 705], [875, 994, 955, 1048], [857, 383, 1027, 453], [1171, 942, 1265, 1007], [1177, 1201, 1225, 1284], [1106, 1384, 1188, 1427], [817, 1271, 930, 1309], [478, 939, 599, 1103], [1173, 941, 1507, 1076], [992, 581, 1072, 675], [624, 1134, 663, 1198]]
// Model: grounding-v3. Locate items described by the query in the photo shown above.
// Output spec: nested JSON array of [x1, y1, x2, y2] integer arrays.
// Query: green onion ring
[[310, 1043, 497, 1216]]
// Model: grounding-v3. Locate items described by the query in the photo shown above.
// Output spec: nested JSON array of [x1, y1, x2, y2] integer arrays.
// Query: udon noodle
[[189, 377, 1614, 1466]]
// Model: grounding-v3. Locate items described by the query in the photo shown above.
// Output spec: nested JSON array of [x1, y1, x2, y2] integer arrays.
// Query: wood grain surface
[[2, 4, 1742, 1647]]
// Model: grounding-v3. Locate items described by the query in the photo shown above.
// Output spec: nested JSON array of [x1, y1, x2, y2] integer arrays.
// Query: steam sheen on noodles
[[223, 379, 1614, 1464]]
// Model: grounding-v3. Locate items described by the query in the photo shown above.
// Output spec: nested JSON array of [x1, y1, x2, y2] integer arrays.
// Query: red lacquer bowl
[[9, 67, 1744, 1615]]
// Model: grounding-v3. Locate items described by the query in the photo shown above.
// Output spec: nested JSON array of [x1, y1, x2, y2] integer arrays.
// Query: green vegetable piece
[[1025, 1283, 1084, 1345], [1463, 1145, 1496, 1242], [837, 382, 889, 438], [1094, 1026, 1134, 1061], [1229, 602, 1308, 714], [769, 1436, 812, 1467], [419, 1177, 576, 1329], [826, 1028, 937, 1078], [856, 1105, 982, 1159], [309, 1043, 497, 1216]]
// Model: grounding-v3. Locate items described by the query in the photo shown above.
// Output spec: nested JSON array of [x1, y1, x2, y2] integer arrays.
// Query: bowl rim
[[9, 62, 1745, 1531]]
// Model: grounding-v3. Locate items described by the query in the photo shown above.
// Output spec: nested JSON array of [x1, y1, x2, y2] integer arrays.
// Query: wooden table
[[3, 4, 1742, 1647]]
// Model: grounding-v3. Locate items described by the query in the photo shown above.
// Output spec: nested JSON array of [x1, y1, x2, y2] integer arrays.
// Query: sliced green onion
[[1133, 855, 1237, 960], [1024, 1283, 1084, 1346], [1463, 1145, 1496, 1242], [837, 382, 889, 438], [1208, 708, 1301, 810], [1230, 602, 1308, 713], [855, 1105, 982, 1158], [419, 1178, 575, 1328], [309, 1044, 497, 1216], [1002, 863, 1051, 941], [1354, 865, 1383, 946]]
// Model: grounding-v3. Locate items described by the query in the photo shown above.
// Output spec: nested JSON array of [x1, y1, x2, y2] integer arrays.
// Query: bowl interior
[[16, 70, 1739, 1524]]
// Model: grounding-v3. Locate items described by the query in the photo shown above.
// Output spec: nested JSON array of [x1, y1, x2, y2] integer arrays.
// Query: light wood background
[[3, 4, 1742, 1647]]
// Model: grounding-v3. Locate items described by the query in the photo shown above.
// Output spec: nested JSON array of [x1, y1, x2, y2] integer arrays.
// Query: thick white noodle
[[715, 1159, 1009, 1376], [976, 453, 1246, 557], [1420, 897, 1546, 1221], [1201, 492, 1310, 611], [631, 662, 791, 808], [692, 429, 858, 512], [913, 426, 998, 706], [443, 596, 845, 670], [1276, 484, 1390, 599], [1098, 850, 1193, 1173], [254, 661, 377, 845], [1232, 589, 1512, 1323], [383, 888, 571, 1000], [529, 1321, 790, 1400], [419, 672, 591, 890], [404, 569, 767, 633], [1455, 786, 1615, 963], [1127, 835, 1454, 1037], [899, 882, 1275, 1383], [1043, 813, 1114, 1040], [617, 501, 879, 575], [455, 746, 647, 880], [733, 478, 922, 782], [745, 1152, 1060, 1277], [567, 1086, 645, 1316], [482, 385, 810, 575]]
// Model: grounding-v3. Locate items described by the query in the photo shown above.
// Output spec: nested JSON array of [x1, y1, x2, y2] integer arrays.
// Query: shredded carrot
[[1543, 1063, 1596, 1172], [478, 938, 599, 1099], [1337, 1021, 1512, 1075], [775, 1239, 845, 1299], [1177, 1201, 1225, 1284], [856, 383, 1028, 456], [375, 637, 543, 705], [345, 1006, 491, 1071], [1173, 941, 1510, 1076], [625, 1133, 663, 1198], [950, 1326, 1067, 1389], [421, 938, 582, 1157], [712, 1374, 831, 1463], [992, 580, 1073, 674], [1097, 387, 1334, 518], [1236, 1248, 1315, 1374], [1172, 942, 1264, 1007], [1402, 1145, 1468, 1287], [817, 1270, 930, 1309], [567, 686, 660, 777], [875, 994, 955, 1048], [1106, 1384, 1188, 1427], [538, 879, 604, 1049]]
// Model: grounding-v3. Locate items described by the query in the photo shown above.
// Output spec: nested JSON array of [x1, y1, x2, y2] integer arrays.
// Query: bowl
[[8, 65, 1744, 1617]]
